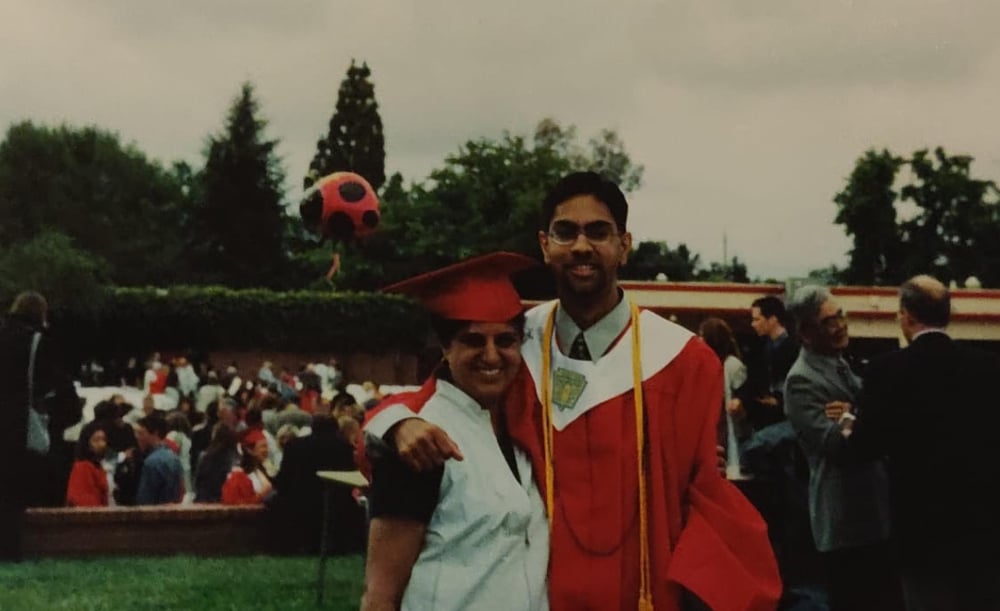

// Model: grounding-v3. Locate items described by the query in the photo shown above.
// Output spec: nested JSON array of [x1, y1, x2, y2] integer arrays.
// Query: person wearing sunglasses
[[361, 252, 548, 611], [366, 172, 781, 611]]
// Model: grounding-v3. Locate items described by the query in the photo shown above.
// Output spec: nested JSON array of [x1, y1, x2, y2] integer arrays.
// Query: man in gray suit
[[784, 285, 902, 611]]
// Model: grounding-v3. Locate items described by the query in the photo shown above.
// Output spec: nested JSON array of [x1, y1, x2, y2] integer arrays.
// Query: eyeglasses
[[547, 220, 618, 246], [819, 309, 847, 332]]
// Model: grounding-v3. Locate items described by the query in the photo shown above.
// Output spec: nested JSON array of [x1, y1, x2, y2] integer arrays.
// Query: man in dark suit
[[0, 292, 81, 561], [848, 275, 1000, 611], [735, 295, 800, 431], [733, 296, 814, 592], [270, 412, 364, 554]]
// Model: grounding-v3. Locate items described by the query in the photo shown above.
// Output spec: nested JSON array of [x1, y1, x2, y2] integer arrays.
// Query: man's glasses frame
[[819, 309, 847, 332], [547, 220, 619, 246]]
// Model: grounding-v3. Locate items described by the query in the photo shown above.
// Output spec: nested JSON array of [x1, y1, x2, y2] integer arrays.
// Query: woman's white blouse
[[401, 379, 550, 611]]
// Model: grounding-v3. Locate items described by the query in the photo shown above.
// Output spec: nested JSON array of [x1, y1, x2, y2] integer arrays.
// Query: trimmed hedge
[[58, 286, 430, 357]]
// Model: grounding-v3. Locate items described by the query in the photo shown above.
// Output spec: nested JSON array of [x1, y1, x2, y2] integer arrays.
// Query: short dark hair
[[751, 296, 786, 321], [540, 171, 628, 232], [244, 407, 263, 428], [900, 278, 950, 327], [137, 414, 168, 438], [93, 400, 118, 422]]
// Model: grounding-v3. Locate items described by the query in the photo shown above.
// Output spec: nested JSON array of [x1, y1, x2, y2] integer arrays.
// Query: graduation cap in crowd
[[241, 429, 267, 451], [382, 252, 537, 322]]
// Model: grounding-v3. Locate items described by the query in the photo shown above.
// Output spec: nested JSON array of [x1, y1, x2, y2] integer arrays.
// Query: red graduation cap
[[382, 252, 537, 322], [241, 429, 266, 450]]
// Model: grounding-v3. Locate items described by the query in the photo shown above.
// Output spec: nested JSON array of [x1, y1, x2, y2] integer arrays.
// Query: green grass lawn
[[0, 555, 365, 611]]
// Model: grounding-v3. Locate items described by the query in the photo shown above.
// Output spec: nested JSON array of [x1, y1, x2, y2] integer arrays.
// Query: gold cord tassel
[[541, 302, 655, 611]]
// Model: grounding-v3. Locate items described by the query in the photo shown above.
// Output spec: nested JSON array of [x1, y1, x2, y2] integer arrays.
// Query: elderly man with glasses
[[783, 285, 902, 611]]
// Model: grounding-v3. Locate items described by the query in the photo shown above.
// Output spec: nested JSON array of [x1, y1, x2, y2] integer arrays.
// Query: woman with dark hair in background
[[221, 429, 273, 505], [193, 423, 239, 503], [699, 317, 750, 480], [66, 428, 109, 507]]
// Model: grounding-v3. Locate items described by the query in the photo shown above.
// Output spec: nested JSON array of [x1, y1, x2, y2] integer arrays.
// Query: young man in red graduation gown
[[365, 172, 781, 610]]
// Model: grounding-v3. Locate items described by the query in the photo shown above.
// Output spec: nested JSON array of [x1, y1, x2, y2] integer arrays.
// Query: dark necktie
[[836, 360, 860, 395], [569, 332, 591, 361]]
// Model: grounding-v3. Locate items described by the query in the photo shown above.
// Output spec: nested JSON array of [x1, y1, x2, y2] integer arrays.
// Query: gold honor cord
[[540, 302, 654, 611]]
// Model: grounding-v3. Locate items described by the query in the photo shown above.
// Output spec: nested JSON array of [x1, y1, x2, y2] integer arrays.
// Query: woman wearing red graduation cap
[[221, 429, 273, 505], [361, 252, 549, 611]]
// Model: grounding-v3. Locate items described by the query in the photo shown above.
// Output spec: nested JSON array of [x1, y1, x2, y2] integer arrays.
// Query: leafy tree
[[834, 147, 1000, 286], [0, 231, 109, 318], [322, 128, 572, 289], [805, 265, 843, 286], [898, 148, 1000, 285], [621, 241, 700, 281], [0, 121, 191, 286], [695, 256, 750, 283], [305, 60, 386, 191], [833, 149, 905, 285], [192, 82, 289, 288], [533, 118, 644, 191], [296, 119, 651, 290]]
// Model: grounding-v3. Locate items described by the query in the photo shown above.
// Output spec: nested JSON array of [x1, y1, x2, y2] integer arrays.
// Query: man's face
[[750, 307, 773, 337], [135, 424, 154, 451], [442, 322, 523, 409], [538, 194, 631, 300], [219, 406, 237, 427], [805, 298, 849, 355]]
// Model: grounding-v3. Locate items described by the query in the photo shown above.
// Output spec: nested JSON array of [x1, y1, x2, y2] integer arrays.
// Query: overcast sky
[[3, 0, 999, 280]]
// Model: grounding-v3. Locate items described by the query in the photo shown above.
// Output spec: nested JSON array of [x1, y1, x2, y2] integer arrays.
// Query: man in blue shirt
[[134, 414, 182, 505]]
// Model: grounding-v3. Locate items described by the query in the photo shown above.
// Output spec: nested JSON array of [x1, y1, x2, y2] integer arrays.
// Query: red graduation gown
[[508, 305, 781, 611], [65, 459, 109, 507]]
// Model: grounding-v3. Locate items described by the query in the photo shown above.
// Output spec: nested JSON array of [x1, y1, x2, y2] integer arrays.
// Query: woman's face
[[89, 429, 108, 457], [442, 321, 522, 408], [250, 439, 269, 462]]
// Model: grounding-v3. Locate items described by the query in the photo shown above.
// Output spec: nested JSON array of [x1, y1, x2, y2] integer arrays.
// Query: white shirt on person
[[395, 380, 549, 611]]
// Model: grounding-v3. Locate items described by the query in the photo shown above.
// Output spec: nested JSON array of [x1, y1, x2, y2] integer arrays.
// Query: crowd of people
[[1, 315, 384, 560], [3, 169, 997, 611]]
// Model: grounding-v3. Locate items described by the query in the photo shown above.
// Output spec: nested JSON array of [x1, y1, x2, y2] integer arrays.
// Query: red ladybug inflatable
[[299, 171, 380, 242]]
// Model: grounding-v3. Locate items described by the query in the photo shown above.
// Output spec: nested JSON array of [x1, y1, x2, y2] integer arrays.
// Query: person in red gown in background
[[66, 428, 109, 507], [365, 172, 781, 611], [221, 430, 273, 505]]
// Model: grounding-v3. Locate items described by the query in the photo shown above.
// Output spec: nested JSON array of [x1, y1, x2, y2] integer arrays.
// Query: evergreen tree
[[195, 82, 288, 288], [305, 60, 386, 191]]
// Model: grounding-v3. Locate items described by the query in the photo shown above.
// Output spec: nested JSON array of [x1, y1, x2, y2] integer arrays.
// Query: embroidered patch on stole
[[551, 367, 587, 411]]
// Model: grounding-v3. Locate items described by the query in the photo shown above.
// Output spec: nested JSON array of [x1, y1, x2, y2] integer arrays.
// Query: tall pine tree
[[196, 82, 288, 288], [306, 60, 386, 191]]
